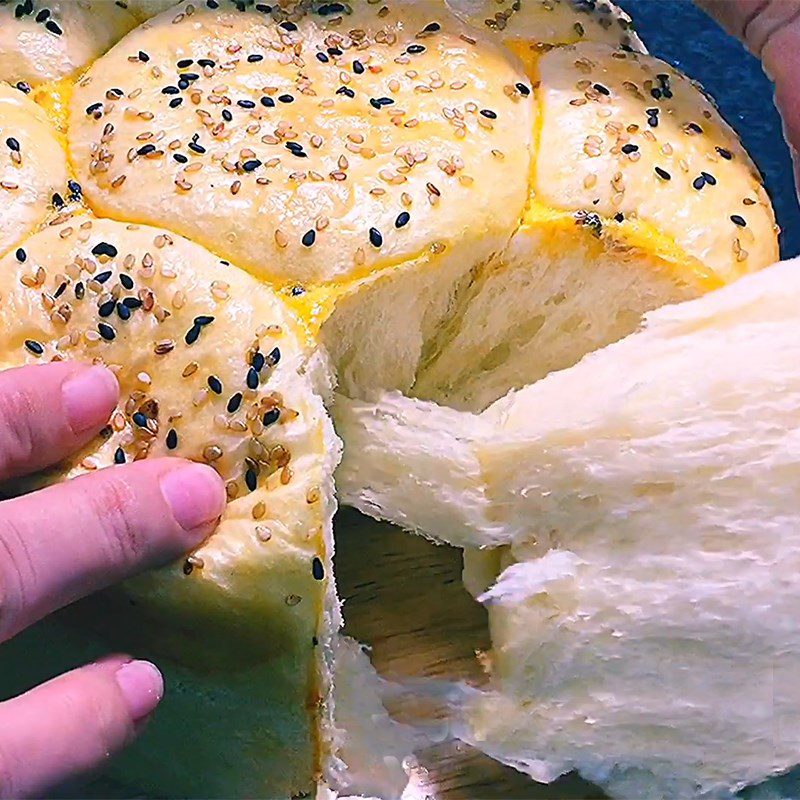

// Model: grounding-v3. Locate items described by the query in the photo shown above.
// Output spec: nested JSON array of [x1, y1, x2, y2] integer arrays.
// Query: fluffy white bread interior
[[348, 256, 800, 798], [0, 0, 136, 88], [336, 39, 779, 540], [0, 82, 69, 258], [0, 215, 341, 799]]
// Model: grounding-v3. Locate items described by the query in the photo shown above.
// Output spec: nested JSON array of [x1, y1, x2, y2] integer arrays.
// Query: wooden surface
[[335, 508, 603, 800]]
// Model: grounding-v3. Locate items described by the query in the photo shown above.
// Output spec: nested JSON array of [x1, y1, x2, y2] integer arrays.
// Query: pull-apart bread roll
[[0, 215, 346, 798], [0, 82, 69, 256], [0, 0, 785, 797], [0, 1, 136, 88]]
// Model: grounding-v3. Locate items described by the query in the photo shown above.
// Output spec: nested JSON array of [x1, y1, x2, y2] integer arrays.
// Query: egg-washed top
[[0, 82, 69, 257], [0, 215, 330, 607], [67, 0, 534, 286], [65, 0, 777, 298], [0, 0, 136, 89]]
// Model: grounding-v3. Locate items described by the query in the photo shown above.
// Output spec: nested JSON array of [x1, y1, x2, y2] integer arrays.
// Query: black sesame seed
[[176, 58, 193, 68], [178, 79, 190, 91], [120, 273, 134, 290], [98, 300, 116, 317], [423, 21, 441, 32], [68, 179, 82, 198], [166, 428, 178, 450], [15, 248, 26, 263], [237, 99, 256, 109], [169, 97, 183, 108], [179, 72, 199, 82], [621, 143, 638, 154], [138, 51, 150, 62], [242, 159, 262, 172], [245, 468, 258, 492], [227, 393, 243, 413], [515, 82, 531, 96], [614, 212, 624, 222], [54, 282, 67, 298], [263, 408, 280, 426], [369, 227, 383, 248], [247, 54, 264, 63], [328, 47, 342, 56], [730, 214, 747, 227], [480, 108, 498, 119], [255, 2, 271, 10], [278, 94, 295, 103], [45, 20, 62, 34], [370, 96, 394, 108], [35, 8, 50, 22], [407, 44, 426, 54], [75, 282, 85, 300], [654, 166, 671, 180], [194, 315, 215, 326], [24, 339, 44, 355], [15, 82, 31, 95], [162, 86, 180, 95], [136, 144, 156, 156], [85, 102, 103, 116], [173, 153, 188, 164], [117, 302, 131, 321], [92, 242, 118, 258], [280, 20, 297, 31], [267, 347, 281, 365], [197, 58, 215, 67], [395, 211, 411, 228], [687, 122, 704, 134], [52, 192, 65, 209], [302, 229, 316, 247], [337, 86, 355, 98], [183, 560, 194, 575], [593, 83, 610, 96], [185, 324, 201, 345], [650, 88, 662, 100], [208, 375, 223, 394], [692, 175, 706, 190], [246, 367, 259, 389], [132, 412, 148, 428], [260, 96, 276, 107], [290, 285, 305, 296], [188, 142, 206, 154], [122, 297, 143, 309], [716, 146, 733, 160], [316, 52, 330, 63], [312, 556, 325, 580], [98, 322, 116, 341], [353, 59, 364, 74], [94, 270, 113, 284], [114, 447, 126, 464], [5, 137, 20, 152], [700, 171, 717, 185], [252, 352, 265, 371]]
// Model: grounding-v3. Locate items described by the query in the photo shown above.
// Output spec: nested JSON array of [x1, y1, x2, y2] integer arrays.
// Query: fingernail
[[160, 463, 226, 535], [62, 366, 119, 434], [114, 660, 163, 722]]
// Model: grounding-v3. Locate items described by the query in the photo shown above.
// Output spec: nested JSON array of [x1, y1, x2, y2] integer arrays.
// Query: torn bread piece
[[357, 256, 800, 798]]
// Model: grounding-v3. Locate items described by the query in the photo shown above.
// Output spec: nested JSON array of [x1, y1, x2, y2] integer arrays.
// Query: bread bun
[[0, 213, 340, 798], [0, 1, 136, 88], [0, 82, 69, 256]]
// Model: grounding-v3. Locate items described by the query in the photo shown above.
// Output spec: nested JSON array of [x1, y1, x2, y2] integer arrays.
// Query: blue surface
[[621, 0, 800, 260]]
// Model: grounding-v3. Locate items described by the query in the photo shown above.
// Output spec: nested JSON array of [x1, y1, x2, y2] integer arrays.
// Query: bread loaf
[[0, 0, 786, 797]]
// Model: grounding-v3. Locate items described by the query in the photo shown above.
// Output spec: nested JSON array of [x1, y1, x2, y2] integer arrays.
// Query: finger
[[698, 1, 800, 158], [0, 362, 118, 481], [0, 656, 163, 799], [0, 458, 225, 640]]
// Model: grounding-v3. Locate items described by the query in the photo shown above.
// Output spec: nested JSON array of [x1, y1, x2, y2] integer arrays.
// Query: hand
[[699, 0, 800, 186], [0, 361, 226, 798]]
